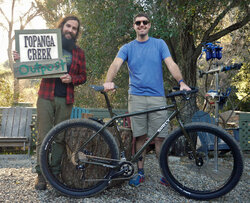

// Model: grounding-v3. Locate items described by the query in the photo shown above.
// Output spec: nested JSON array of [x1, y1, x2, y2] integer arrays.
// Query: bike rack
[[199, 42, 242, 170]]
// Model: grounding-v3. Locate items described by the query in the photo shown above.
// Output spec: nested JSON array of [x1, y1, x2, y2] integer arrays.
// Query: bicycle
[[198, 42, 243, 127], [39, 86, 243, 200]]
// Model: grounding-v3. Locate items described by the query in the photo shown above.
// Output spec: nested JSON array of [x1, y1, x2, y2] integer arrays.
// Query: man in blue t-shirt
[[103, 13, 190, 187]]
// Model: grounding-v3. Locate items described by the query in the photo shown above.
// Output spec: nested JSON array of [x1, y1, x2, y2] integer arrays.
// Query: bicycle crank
[[119, 161, 134, 177]]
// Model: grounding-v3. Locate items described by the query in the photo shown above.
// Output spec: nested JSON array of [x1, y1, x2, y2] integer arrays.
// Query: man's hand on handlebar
[[103, 82, 116, 92], [180, 82, 191, 91]]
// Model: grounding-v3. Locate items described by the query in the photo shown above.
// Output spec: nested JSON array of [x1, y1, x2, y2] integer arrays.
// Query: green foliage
[[35, 0, 78, 28], [72, 0, 139, 108], [0, 70, 13, 106], [231, 64, 250, 111], [36, 0, 249, 111]]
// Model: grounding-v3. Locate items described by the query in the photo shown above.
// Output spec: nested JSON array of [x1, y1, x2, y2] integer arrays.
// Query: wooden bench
[[70, 107, 90, 119], [0, 107, 33, 156]]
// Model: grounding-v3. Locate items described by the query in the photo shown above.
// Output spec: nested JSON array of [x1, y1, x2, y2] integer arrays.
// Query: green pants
[[35, 97, 73, 175]]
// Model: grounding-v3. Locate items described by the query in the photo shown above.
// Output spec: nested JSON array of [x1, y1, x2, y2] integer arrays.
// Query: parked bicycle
[[40, 86, 243, 200]]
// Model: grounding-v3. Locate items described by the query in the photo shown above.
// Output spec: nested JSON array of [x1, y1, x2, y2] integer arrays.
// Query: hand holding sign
[[60, 74, 72, 83], [13, 51, 20, 61], [14, 29, 67, 79]]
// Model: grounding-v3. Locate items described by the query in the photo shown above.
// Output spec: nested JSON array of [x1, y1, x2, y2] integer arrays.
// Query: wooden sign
[[14, 29, 67, 79]]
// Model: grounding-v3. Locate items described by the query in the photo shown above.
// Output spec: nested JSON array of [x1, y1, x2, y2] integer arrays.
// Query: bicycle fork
[[177, 115, 204, 167]]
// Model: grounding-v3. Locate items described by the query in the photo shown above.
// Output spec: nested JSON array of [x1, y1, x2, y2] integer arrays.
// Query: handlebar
[[221, 63, 242, 72], [90, 85, 198, 98], [90, 85, 118, 92], [199, 63, 243, 78], [90, 85, 105, 92], [166, 87, 198, 99], [90, 85, 198, 116]]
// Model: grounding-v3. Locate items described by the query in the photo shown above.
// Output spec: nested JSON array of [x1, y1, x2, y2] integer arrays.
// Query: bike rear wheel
[[159, 122, 243, 200], [40, 119, 120, 197]]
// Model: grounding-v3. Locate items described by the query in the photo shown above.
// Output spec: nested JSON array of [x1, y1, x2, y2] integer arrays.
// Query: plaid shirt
[[38, 47, 86, 104]]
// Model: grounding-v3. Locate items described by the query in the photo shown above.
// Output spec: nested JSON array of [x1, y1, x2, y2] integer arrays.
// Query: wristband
[[178, 79, 184, 85]]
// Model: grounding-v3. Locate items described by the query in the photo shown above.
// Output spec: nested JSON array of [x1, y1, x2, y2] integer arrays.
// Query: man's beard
[[139, 33, 147, 38], [62, 33, 76, 52]]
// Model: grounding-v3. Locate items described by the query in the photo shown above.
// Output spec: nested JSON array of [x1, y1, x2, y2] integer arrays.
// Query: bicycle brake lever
[[182, 91, 191, 100], [182, 88, 198, 100]]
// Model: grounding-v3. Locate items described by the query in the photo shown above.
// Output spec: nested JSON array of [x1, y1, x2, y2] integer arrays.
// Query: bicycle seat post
[[101, 91, 115, 118]]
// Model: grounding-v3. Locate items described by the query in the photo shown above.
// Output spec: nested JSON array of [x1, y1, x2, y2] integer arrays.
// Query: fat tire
[[159, 122, 243, 200], [40, 118, 120, 197]]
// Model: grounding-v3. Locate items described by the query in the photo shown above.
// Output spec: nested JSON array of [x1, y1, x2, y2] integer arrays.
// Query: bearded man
[[14, 15, 87, 190]]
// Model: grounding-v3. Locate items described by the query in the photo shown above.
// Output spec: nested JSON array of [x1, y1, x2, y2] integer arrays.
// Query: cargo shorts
[[128, 95, 169, 138]]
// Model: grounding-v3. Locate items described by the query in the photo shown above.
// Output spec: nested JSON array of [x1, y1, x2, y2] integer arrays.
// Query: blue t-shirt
[[117, 37, 171, 96]]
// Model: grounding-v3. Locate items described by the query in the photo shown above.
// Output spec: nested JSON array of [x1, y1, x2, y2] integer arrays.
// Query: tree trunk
[[170, 30, 199, 154]]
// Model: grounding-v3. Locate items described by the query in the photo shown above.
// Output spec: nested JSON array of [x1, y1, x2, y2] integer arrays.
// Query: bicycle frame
[[78, 97, 200, 171], [79, 104, 176, 163]]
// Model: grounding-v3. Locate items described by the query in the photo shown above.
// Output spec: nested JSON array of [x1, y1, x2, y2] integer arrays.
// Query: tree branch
[[0, 7, 10, 24], [166, 38, 177, 62], [202, 1, 237, 42], [0, 22, 8, 31], [19, 2, 42, 30], [207, 13, 250, 42]]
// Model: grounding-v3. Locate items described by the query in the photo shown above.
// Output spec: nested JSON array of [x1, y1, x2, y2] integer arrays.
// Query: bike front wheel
[[40, 119, 120, 197], [159, 122, 243, 200]]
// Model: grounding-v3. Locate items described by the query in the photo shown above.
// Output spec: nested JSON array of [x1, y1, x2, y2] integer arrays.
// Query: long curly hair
[[57, 15, 81, 40]]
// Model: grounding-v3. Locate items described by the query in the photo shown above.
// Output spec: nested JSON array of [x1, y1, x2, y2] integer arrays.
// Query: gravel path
[[0, 153, 249, 203]]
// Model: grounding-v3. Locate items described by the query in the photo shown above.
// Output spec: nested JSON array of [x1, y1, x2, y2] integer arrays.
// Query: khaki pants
[[35, 97, 73, 174]]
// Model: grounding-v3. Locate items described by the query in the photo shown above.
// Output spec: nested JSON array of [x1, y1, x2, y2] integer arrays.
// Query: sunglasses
[[135, 20, 149, 26]]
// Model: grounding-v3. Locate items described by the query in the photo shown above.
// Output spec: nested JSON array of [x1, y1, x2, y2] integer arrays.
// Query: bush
[[0, 70, 13, 106]]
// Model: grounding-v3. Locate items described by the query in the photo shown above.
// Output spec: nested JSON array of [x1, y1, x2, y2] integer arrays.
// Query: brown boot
[[35, 174, 47, 190]]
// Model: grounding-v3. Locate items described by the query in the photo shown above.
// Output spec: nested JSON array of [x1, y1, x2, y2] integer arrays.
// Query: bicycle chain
[[78, 176, 131, 182], [70, 151, 135, 182]]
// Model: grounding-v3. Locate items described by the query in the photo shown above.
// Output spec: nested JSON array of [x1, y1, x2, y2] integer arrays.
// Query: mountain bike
[[39, 86, 243, 200]]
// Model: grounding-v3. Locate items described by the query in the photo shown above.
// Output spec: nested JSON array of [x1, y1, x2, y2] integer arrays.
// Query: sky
[[0, 0, 47, 64]]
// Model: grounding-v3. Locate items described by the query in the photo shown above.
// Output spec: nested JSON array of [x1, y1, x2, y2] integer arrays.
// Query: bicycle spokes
[[160, 123, 243, 200]]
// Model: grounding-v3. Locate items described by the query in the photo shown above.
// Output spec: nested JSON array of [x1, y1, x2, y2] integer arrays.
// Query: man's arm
[[103, 57, 124, 91], [69, 48, 87, 86], [164, 57, 191, 91]]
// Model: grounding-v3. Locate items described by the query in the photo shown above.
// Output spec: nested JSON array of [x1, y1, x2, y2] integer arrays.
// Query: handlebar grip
[[221, 63, 242, 72], [166, 87, 198, 98], [90, 85, 119, 92], [90, 85, 104, 92]]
